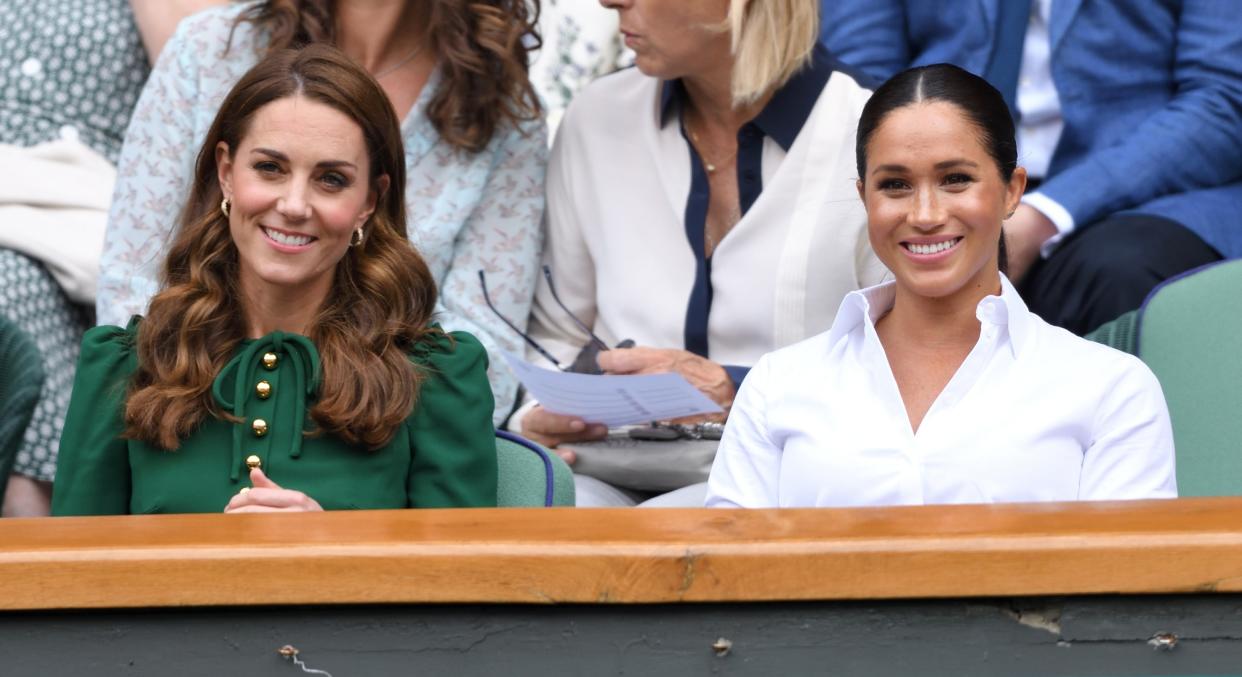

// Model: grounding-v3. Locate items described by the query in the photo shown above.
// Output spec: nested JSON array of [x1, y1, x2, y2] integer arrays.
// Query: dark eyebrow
[[871, 163, 907, 176], [315, 159, 358, 171], [251, 148, 288, 162], [870, 158, 981, 176], [250, 148, 357, 171], [935, 158, 980, 170]]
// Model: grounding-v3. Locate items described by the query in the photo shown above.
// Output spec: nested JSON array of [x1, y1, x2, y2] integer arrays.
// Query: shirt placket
[[861, 322, 925, 504], [241, 350, 281, 483], [916, 308, 1006, 502]]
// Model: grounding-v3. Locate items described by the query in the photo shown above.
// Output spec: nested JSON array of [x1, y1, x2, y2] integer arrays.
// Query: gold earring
[[221, 197, 230, 217], [350, 228, 364, 247]]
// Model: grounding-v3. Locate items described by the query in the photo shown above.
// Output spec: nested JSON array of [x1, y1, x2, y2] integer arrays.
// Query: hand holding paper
[[503, 353, 724, 428], [595, 346, 736, 416]]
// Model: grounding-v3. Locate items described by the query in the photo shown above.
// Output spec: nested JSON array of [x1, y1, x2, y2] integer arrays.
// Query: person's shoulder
[[83, 317, 140, 354], [409, 327, 488, 373], [749, 330, 839, 385], [161, 1, 264, 75], [576, 66, 653, 102], [561, 66, 657, 129], [488, 111, 548, 150], [554, 67, 662, 167], [78, 318, 142, 383], [1028, 314, 1159, 389], [405, 328, 494, 430], [821, 63, 876, 116], [827, 67, 875, 97], [173, 2, 254, 43]]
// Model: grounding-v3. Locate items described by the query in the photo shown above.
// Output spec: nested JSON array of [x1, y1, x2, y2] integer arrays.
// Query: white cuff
[[504, 395, 541, 433], [1021, 192, 1076, 258]]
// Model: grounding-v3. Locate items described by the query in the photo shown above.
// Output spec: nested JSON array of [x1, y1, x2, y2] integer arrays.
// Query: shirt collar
[[657, 43, 837, 151], [826, 273, 1034, 358], [658, 78, 680, 127], [983, 273, 1033, 358], [825, 281, 896, 348]]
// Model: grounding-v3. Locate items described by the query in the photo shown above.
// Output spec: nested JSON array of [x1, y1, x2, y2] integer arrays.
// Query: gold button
[[262, 352, 278, 370], [245, 454, 261, 469], [255, 380, 272, 399], [252, 419, 268, 437]]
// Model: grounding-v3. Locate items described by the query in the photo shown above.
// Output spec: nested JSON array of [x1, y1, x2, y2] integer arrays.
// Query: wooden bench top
[[3, 497, 1242, 610]]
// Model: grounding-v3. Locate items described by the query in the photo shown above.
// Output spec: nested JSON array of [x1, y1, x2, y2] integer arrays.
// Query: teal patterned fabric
[[0, 315, 44, 503], [0, 251, 93, 481], [0, 0, 148, 164], [0, 0, 148, 481]]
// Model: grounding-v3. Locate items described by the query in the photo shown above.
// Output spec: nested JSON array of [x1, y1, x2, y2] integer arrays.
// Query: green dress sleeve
[[51, 323, 139, 516], [406, 330, 498, 508]]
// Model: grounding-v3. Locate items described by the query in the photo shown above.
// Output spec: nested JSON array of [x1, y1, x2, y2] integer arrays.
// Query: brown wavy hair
[[235, 0, 542, 153], [125, 44, 439, 451]]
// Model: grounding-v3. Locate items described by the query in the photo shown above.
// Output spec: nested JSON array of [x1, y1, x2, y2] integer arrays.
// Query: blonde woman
[[515, 0, 886, 506]]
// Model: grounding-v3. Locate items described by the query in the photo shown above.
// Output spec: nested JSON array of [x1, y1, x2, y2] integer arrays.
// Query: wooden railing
[[3, 497, 1242, 610]]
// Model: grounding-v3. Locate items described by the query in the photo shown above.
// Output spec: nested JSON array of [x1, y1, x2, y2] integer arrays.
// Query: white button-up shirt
[[1017, 0, 1062, 180], [1016, 0, 1077, 251], [706, 275, 1177, 508]]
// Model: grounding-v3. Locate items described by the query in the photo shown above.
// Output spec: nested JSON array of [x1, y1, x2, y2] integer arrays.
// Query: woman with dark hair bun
[[98, 0, 546, 427], [53, 45, 497, 515], [707, 64, 1176, 508]]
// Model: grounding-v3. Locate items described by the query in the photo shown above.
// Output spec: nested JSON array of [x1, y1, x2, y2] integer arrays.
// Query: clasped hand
[[521, 347, 735, 463], [224, 467, 323, 513]]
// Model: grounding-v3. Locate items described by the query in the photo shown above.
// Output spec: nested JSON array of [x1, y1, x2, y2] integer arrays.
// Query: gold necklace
[[371, 43, 424, 80], [685, 120, 738, 173]]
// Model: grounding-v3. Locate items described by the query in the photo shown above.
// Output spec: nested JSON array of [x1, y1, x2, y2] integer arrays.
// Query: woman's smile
[[860, 100, 1025, 301], [901, 236, 964, 260], [216, 95, 377, 296], [260, 224, 318, 251]]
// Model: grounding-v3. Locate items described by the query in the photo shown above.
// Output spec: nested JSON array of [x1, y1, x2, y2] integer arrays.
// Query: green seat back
[[1136, 260, 1242, 496], [0, 316, 44, 505], [1083, 309, 1139, 355], [495, 432, 575, 507]]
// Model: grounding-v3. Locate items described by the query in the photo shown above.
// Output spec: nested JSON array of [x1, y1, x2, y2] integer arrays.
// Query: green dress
[[51, 321, 498, 515]]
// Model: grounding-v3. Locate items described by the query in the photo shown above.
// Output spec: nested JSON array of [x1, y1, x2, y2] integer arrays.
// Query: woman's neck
[[239, 274, 332, 339], [879, 274, 1003, 351], [334, 0, 424, 74], [681, 64, 772, 137]]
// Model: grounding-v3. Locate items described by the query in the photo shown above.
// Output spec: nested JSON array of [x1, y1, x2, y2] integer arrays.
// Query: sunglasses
[[479, 265, 632, 374]]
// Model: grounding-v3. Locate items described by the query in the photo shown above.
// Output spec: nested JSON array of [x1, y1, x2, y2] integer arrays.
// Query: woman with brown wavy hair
[[99, 0, 545, 429], [53, 45, 498, 515]]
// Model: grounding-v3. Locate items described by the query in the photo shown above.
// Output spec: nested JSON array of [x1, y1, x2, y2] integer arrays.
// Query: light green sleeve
[[406, 331, 499, 508], [51, 324, 138, 516]]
